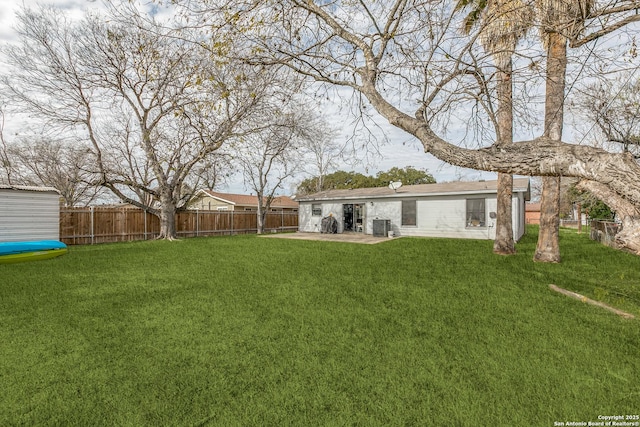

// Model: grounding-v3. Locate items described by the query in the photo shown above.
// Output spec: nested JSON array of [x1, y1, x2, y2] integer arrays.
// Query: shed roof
[[0, 184, 59, 194], [196, 190, 298, 208], [297, 178, 531, 202]]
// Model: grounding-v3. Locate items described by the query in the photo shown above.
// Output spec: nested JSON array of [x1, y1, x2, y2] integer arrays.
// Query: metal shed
[[0, 185, 61, 242]]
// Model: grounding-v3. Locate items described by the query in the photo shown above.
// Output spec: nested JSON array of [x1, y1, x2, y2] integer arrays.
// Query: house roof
[[0, 184, 59, 194], [297, 178, 531, 202], [196, 190, 298, 208]]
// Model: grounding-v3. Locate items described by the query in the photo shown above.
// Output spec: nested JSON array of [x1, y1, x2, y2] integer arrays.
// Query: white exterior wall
[[298, 202, 347, 233], [513, 193, 527, 241], [300, 192, 526, 241], [365, 200, 398, 235], [369, 195, 497, 240], [0, 189, 60, 242]]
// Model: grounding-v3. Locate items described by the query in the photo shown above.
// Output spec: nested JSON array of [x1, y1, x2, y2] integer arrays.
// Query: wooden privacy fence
[[60, 207, 298, 245]]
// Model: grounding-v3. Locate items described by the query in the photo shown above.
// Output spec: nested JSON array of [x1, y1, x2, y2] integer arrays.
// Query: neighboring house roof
[[297, 178, 531, 202], [0, 184, 59, 193], [195, 190, 298, 208]]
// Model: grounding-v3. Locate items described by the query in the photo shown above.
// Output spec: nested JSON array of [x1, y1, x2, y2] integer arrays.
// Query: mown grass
[[1, 226, 638, 426]]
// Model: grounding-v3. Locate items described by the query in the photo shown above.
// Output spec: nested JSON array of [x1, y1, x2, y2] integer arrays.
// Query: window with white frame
[[466, 199, 485, 227], [401, 200, 417, 226], [312, 204, 322, 216]]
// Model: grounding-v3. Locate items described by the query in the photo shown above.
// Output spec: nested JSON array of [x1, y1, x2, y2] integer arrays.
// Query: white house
[[0, 185, 61, 242], [297, 178, 531, 240]]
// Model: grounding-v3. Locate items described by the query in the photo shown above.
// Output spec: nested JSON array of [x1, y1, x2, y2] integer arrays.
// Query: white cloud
[[0, 0, 23, 44], [0, 1, 105, 43]]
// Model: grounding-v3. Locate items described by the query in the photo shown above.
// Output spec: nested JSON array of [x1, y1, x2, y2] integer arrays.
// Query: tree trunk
[[494, 172, 515, 254], [535, 31, 566, 263], [157, 192, 178, 240], [614, 216, 640, 254], [256, 209, 265, 234], [493, 59, 515, 255], [534, 176, 561, 262], [256, 195, 265, 234], [576, 179, 640, 254]]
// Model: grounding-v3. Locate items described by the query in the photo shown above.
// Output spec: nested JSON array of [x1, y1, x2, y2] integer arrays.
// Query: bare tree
[[0, 108, 16, 185], [301, 121, 344, 194], [187, 152, 232, 192], [232, 94, 318, 233], [572, 73, 640, 156], [1, 5, 276, 239], [8, 137, 103, 206], [1, 106, 100, 205]]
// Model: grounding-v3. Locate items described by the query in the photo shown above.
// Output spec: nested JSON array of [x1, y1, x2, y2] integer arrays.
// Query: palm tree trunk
[[535, 176, 561, 261], [534, 31, 566, 263], [494, 173, 515, 253], [493, 60, 515, 255]]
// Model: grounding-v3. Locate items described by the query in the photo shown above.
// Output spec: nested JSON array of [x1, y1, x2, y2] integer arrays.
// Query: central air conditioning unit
[[372, 219, 391, 237]]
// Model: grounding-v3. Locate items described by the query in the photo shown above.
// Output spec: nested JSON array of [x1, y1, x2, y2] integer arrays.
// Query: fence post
[[231, 210, 234, 235], [577, 202, 582, 234], [144, 210, 147, 240], [196, 209, 199, 237], [90, 206, 95, 245], [121, 208, 126, 241]]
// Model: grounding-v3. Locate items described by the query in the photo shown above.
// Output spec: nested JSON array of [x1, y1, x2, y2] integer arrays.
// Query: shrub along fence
[[60, 207, 298, 245]]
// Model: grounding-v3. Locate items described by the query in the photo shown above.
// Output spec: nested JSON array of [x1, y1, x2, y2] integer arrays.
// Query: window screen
[[402, 200, 417, 226]]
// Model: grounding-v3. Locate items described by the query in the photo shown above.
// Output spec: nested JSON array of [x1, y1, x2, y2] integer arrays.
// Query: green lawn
[[1, 227, 638, 426]]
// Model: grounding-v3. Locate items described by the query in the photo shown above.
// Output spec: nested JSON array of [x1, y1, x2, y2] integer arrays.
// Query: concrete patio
[[260, 232, 397, 245]]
